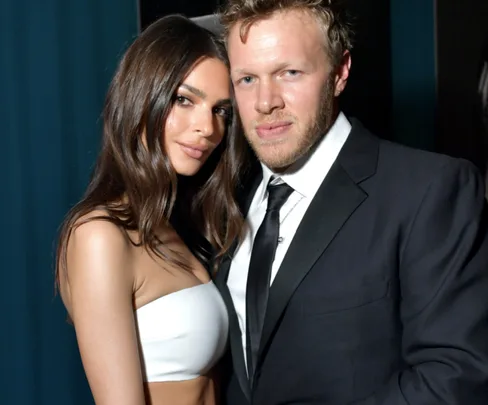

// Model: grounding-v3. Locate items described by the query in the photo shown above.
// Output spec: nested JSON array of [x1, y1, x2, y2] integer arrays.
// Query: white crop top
[[134, 281, 229, 382]]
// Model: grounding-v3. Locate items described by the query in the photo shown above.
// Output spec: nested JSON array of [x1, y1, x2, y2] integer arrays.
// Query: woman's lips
[[178, 142, 208, 159]]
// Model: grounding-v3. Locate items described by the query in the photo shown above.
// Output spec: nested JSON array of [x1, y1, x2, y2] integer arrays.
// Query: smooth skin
[[59, 57, 231, 405]]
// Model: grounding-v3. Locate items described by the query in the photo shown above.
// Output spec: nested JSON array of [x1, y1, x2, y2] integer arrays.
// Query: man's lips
[[256, 121, 291, 131], [255, 121, 293, 138], [256, 121, 292, 139]]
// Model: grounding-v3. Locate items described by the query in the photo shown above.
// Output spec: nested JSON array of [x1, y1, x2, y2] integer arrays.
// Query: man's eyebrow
[[232, 62, 310, 77], [180, 84, 207, 99], [231, 68, 252, 76]]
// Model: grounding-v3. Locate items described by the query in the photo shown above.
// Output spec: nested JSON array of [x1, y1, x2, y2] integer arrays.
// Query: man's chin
[[256, 151, 297, 172]]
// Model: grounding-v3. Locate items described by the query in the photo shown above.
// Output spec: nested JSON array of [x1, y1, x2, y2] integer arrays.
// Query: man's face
[[227, 10, 349, 170]]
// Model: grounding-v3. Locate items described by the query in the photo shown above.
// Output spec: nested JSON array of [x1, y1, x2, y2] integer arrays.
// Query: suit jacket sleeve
[[355, 159, 488, 404]]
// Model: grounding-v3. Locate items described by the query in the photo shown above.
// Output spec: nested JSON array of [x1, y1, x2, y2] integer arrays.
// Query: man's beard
[[246, 76, 336, 171]]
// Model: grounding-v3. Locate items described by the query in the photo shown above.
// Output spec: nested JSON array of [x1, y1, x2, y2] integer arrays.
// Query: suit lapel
[[214, 165, 263, 402], [214, 269, 251, 401], [258, 120, 379, 363], [216, 119, 379, 392]]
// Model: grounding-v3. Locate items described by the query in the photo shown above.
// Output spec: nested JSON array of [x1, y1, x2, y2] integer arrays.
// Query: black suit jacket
[[215, 119, 488, 404]]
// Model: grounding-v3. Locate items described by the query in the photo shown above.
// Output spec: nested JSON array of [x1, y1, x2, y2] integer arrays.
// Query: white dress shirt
[[227, 112, 352, 364]]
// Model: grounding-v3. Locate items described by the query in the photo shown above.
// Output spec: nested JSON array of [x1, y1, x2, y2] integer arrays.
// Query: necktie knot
[[266, 182, 294, 212]]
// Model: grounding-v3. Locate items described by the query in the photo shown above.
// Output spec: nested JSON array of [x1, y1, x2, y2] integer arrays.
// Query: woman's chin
[[173, 164, 202, 177]]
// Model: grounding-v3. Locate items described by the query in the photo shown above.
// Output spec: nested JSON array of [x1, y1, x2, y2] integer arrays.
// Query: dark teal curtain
[[0, 1, 138, 404], [390, 0, 437, 150], [0, 0, 439, 403]]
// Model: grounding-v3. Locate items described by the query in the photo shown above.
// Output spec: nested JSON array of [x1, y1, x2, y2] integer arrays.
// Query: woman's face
[[164, 57, 232, 176]]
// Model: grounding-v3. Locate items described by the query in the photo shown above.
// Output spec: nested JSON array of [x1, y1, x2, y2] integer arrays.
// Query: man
[[213, 1, 488, 404]]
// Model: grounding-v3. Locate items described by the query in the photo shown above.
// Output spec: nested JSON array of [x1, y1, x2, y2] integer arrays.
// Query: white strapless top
[[134, 281, 229, 382]]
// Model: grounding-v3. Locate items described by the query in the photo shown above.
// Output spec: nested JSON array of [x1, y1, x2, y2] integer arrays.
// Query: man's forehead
[[228, 14, 324, 55]]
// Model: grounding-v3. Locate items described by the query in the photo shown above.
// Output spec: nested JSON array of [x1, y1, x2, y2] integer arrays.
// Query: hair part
[[56, 14, 248, 288], [219, 0, 354, 68]]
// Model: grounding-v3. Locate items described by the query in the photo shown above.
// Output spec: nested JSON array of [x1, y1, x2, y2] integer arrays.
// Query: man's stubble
[[244, 75, 336, 172]]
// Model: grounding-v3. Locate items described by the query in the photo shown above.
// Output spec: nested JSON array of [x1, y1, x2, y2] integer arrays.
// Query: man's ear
[[334, 50, 351, 97]]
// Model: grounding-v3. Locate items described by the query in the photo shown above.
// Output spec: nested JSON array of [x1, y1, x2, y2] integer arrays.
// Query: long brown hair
[[55, 15, 248, 286]]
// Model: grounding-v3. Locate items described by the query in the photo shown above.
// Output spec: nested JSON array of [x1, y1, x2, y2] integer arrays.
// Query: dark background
[[139, 0, 394, 141], [2, 1, 487, 404], [436, 0, 488, 171], [139, 0, 218, 24], [139, 0, 488, 168]]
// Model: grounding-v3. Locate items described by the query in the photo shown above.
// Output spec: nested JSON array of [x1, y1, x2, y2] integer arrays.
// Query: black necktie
[[246, 181, 294, 383]]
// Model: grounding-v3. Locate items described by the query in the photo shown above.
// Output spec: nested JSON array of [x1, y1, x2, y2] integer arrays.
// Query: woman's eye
[[175, 95, 192, 106], [214, 106, 231, 118]]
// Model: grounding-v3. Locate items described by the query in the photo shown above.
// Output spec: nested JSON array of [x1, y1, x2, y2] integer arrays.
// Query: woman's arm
[[63, 219, 146, 405]]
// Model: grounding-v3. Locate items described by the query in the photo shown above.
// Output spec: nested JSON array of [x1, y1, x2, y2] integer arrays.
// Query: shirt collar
[[258, 112, 351, 201]]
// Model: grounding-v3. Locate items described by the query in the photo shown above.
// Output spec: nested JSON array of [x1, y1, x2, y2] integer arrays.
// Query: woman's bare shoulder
[[61, 209, 135, 309], [69, 209, 131, 252]]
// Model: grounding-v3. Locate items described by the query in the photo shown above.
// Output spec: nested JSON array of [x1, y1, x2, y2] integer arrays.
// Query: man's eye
[[285, 70, 300, 77], [239, 76, 254, 85]]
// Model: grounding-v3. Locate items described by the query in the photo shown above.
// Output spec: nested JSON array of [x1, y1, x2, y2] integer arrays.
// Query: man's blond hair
[[219, 0, 354, 67]]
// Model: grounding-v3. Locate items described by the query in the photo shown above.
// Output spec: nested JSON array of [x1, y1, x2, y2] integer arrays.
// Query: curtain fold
[[0, 1, 138, 403], [390, 0, 437, 150]]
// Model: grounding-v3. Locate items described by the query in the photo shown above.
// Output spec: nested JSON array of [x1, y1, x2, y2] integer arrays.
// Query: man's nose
[[255, 80, 284, 114]]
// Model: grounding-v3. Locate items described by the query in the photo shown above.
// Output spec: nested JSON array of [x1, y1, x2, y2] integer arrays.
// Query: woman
[[56, 15, 247, 405]]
